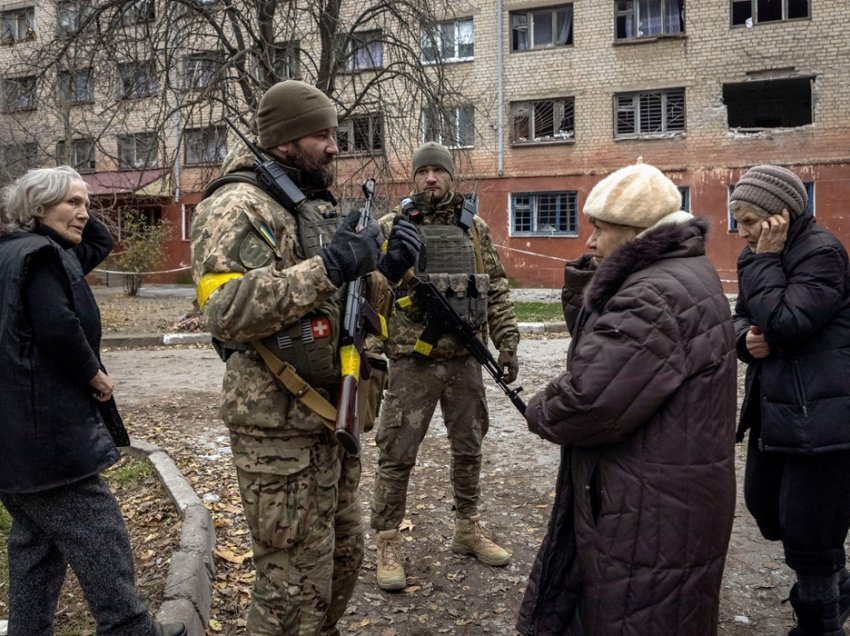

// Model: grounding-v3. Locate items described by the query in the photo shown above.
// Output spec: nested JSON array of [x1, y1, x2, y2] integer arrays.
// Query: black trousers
[[0, 475, 153, 636], [744, 431, 850, 575]]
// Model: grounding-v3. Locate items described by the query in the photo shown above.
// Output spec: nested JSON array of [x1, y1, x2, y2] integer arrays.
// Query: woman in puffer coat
[[730, 165, 850, 636], [517, 162, 737, 635]]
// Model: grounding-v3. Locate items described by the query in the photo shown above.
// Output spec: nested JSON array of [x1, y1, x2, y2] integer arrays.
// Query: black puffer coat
[[517, 219, 737, 635], [0, 222, 117, 493], [734, 213, 850, 453]]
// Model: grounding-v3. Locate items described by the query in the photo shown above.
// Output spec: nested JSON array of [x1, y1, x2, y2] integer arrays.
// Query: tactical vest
[[414, 223, 489, 329], [204, 169, 344, 387]]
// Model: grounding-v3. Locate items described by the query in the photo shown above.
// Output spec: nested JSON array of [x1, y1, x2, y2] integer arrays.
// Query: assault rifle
[[223, 117, 306, 212], [335, 178, 388, 455], [398, 278, 526, 415]]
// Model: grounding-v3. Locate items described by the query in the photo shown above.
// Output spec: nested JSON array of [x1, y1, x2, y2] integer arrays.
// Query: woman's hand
[[89, 369, 115, 402], [755, 209, 790, 254], [745, 325, 770, 359]]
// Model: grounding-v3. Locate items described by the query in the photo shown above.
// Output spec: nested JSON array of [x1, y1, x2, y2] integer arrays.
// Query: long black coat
[[517, 219, 737, 635], [734, 213, 850, 452], [0, 221, 117, 493]]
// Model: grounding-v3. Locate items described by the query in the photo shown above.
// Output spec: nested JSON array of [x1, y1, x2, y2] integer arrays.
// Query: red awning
[[81, 169, 170, 196]]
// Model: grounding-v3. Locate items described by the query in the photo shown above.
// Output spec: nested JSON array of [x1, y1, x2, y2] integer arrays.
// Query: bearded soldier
[[190, 80, 419, 634], [370, 142, 521, 591]]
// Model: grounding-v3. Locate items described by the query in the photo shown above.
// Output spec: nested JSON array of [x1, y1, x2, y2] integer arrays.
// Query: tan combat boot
[[376, 529, 406, 591], [451, 514, 510, 566]]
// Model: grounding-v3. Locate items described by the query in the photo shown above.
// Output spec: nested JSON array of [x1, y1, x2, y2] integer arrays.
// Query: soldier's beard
[[287, 145, 335, 190]]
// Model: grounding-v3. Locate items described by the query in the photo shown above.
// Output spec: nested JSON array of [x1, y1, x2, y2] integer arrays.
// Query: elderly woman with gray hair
[[0, 166, 185, 636], [731, 165, 850, 636]]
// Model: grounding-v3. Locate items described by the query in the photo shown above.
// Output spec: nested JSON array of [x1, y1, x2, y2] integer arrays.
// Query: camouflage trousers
[[370, 354, 489, 531], [231, 430, 363, 635]]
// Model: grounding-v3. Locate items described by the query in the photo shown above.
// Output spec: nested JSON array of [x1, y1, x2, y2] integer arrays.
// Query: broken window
[[616, 0, 684, 39], [511, 191, 578, 236], [511, 4, 573, 51], [723, 77, 812, 129], [615, 87, 685, 137], [511, 98, 575, 144], [731, 0, 809, 26]]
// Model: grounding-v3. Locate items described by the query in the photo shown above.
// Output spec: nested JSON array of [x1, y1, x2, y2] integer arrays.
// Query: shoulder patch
[[239, 232, 275, 268]]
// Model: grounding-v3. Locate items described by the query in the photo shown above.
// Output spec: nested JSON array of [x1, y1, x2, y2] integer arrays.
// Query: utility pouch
[[418, 272, 490, 330], [357, 357, 388, 433]]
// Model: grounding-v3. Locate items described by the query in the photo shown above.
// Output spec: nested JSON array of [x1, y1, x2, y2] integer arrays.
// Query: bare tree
[[0, 0, 493, 206]]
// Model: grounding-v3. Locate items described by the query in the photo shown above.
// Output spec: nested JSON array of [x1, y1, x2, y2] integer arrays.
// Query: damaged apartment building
[[0, 0, 847, 289]]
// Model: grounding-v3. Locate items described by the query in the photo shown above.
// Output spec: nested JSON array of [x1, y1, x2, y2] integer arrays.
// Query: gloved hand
[[498, 350, 519, 384], [378, 217, 422, 283], [319, 211, 383, 287]]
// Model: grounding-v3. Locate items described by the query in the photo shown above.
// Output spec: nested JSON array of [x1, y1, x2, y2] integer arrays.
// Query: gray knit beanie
[[729, 165, 808, 217], [412, 142, 454, 179], [257, 80, 338, 148]]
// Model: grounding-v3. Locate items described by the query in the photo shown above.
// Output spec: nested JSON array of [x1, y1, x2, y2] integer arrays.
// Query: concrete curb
[[126, 440, 215, 636]]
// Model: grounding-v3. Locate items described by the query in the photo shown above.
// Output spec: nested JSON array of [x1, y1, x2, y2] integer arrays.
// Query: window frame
[[181, 203, 195, 241], [3, 142, 38, 179], [1, 6, 35, 43], [422, 104, 475, 149], [510, 97, 575, 145], [117, 132, 158, 170], [58, 68, 94, 105], [722, 77, 813, 131], [731, 0, 810, 26], [337, 114, 384, 156], [57, 0, 93, 35], [510, 191, 579, 237], [615, 0, 685, 40], [122, 0, 155, 25], [343, 29, 384, 73], [56, 137, 95, 173], [184, 51, 222, 90], [421, 17, 474, 63], [678, 185, 690, 212], [183, 126, 227, 166], [614, 87, 686, 138], [117, 60, 158, 99], [2, 76, 37, 113], [511, 4, 574, 52]]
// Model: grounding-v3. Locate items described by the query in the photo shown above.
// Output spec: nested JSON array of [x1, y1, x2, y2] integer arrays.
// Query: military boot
[[451, 514, 510, 566], [788, 584, 844, 636], [376, 529, 406, 591], [152, 622, 187, 636]]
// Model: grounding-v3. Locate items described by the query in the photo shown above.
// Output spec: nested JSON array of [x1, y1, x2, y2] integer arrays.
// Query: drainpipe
[[496, 0, 504, 177]]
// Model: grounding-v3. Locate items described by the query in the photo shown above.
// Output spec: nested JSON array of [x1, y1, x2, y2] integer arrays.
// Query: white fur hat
[[583, 161, 691, 230]]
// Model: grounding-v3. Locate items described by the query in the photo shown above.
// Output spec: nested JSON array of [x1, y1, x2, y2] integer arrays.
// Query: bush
[[113, 212, 172, 297]]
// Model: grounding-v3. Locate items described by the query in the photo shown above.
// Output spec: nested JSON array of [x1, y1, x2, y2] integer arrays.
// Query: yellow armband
[[197, 272, 244, 308]]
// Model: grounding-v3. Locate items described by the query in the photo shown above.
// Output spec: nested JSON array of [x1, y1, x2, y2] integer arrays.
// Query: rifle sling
[[252, 339, 337, 430]]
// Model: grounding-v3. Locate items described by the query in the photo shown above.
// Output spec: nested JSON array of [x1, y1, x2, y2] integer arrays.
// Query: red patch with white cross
[[311, 318, 331, 339]]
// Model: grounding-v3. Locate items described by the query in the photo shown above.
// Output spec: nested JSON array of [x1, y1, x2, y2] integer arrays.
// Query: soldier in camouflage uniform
[[370, 142, 521, 591], [190, 80, 419, 634]]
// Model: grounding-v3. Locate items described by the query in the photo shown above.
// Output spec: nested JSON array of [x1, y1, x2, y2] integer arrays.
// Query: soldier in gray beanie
[[732, 162, 850, 635]]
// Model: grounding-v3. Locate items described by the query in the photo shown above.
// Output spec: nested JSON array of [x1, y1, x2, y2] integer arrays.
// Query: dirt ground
[[97, 288, 813, 635]]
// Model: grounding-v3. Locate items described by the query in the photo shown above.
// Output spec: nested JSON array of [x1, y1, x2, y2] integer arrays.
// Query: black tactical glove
[[319, 211, 383, 287], [498, 350, 519, 384], [378, 217, 422, 283]]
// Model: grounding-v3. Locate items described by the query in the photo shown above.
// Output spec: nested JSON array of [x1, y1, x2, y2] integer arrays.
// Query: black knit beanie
[[730, 165, 808, 217], [257, 80, 338, 149]]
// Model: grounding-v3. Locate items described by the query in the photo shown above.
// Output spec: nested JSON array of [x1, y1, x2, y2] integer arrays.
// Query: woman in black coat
[[0, 166, 185, 636], [731, 165, 850, 636]]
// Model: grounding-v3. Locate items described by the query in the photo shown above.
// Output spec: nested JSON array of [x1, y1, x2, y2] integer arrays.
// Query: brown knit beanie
[[729, 165, 808, 217], [412, 142, 454, 179], [257, 80, 338, 148]]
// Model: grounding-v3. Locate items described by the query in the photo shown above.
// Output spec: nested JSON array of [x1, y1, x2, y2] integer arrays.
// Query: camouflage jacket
[[379, 192, 519, 360], [190, 144, 342, 438]]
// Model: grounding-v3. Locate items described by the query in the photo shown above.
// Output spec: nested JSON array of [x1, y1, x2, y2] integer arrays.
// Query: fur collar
[[585, 218, 709, 312]]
